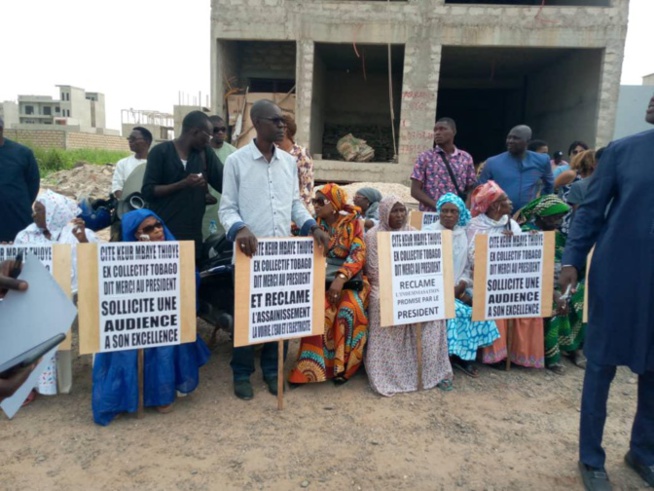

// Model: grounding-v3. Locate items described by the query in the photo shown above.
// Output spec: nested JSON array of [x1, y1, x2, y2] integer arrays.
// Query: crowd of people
[[1, 94, 653, 489]]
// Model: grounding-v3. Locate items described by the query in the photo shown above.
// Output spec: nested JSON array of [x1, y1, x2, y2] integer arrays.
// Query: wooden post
[[505, 319, 514, 371], [416, 323, 423, 391], [277, 340, 284, 410], [137, 349, 144, 418]]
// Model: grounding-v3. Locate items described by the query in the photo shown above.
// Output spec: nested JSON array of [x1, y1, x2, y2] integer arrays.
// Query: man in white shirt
[[112, 127, 153, 199], [110, 127, 152, 240], [219, 100, 329, 401]]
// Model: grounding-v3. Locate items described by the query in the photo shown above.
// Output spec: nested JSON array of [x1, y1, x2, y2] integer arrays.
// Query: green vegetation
[[28, 146, 130, 175]]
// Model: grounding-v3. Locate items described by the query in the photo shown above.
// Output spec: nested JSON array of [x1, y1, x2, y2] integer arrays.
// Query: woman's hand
[[327, 277, 346, 305], [454, 280, 467, 299], [71, 218, 88, 243], [501, 230, 514, 236]]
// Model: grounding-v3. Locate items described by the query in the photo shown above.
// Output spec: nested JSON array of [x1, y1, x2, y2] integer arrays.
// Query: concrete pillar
[[397, 26, 440, 174], [294, 39, 314, 149], [595, 42, 626, 147]]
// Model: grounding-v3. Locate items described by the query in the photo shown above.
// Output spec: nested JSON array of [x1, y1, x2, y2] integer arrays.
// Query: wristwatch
[[337, 273, 347, 280]]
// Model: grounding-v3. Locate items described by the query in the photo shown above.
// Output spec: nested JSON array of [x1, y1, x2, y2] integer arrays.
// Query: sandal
[[572, 350, 587, 369], [156, 403, 174, 414], [548, 363, 566, 376], [453, 360, 480, 378], [437, 379, 454, 392], [21, 390, 36, 407]]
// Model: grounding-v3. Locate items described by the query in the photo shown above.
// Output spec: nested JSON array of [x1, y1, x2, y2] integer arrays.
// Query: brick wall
[[4, 128, 129, 152], [4, 128, 67, 149], [65, 132, 129, 152]]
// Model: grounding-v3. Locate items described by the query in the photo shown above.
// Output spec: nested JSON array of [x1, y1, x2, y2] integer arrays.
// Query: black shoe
[[234, 380, 253, 400], [578, 461, 612, 491], [625, 451, 654, 486], [264, 376, 283, 396]]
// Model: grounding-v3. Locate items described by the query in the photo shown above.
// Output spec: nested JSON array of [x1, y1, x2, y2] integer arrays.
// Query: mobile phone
[[9, 253, 23, 279], [560, 284, 573, 302], [0, 333, 66, 376]]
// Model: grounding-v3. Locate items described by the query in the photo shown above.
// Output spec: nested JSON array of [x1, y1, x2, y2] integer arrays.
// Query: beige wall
[[4, 128, 129, 152]]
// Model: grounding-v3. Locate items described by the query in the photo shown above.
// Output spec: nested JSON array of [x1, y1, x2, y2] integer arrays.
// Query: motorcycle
[[198, 232, 235, 347]]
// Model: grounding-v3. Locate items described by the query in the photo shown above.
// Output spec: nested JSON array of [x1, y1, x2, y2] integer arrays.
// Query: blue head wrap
[[121, 209, 176, 242], [436, 193, 471, 227]]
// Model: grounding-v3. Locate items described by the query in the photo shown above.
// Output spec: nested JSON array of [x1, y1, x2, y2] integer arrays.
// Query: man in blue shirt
[[478, 125, 553, 211], [0, 116, 40, 242]]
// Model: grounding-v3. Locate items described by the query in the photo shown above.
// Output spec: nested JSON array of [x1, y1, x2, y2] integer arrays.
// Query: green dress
[[522, 223, 586, 366]]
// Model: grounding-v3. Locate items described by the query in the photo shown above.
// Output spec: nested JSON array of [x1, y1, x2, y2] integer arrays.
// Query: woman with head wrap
[[425, 193, 499, 378], [363, 195, 453, 396], [467, 181, 545, 369], [14, 189, 98, 400], [289, 184, 370, 384], [91, 209, 210, 425], [353, 187, 383, 231], [517, 195, 586, 374]]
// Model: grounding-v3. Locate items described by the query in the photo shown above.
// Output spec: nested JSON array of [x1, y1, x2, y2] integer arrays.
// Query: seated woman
[[467, 181, 545, 369], [364, 196, 453, 395], [92, 209, 210, 426], [353, 187, 382, 231], [15, 189, 97, 400], [289, 184, 370, 384], [425, 193, 499, 378], [516, 195, 586, 375]]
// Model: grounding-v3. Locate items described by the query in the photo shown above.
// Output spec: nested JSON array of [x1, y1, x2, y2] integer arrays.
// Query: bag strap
[[437, 149, 465, 200]]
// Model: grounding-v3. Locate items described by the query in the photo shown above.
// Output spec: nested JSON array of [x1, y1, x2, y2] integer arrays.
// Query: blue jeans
[[580, 360, 654, 468], [230, 342, 288, 382]]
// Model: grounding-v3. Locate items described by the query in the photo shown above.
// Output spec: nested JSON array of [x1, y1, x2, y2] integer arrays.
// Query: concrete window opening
[[311, 43, 404, 164], [215, 40, 297, 148], [444, 0, 611, 6], [25, 106, 34, 115], [437, 46, 603, 164]]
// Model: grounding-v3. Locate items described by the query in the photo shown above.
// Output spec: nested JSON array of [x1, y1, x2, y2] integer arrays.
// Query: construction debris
[[42, 163, 115, 201]]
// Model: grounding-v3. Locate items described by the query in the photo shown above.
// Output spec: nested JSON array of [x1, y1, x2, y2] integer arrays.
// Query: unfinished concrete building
[[211, 0, 629, 183]]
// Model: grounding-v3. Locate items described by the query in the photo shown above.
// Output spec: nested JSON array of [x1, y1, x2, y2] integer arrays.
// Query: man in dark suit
[[561, 94, 654, 490]]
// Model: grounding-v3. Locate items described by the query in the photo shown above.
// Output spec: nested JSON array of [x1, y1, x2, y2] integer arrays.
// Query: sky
[[2, 0, 653, 133]]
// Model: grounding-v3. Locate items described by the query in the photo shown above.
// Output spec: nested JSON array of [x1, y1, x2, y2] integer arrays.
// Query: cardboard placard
[[77, 241, 196, 355], [472, 232, 555, 321], [233, 237, 325, 347], [377, 230, 455, 327], [0, 244, 73, 349], [409, 211, 439, 231]]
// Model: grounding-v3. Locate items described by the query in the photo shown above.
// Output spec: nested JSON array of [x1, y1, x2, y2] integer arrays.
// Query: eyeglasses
[[139, 222, 163, 234], [260, 117, 286, 126], [213, 126, 227, 133], [311, 197, 330, 207]]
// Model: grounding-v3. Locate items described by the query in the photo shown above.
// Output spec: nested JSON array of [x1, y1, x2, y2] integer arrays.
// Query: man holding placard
[[219, 100, 329, 401], [561, 96, 654, 490]]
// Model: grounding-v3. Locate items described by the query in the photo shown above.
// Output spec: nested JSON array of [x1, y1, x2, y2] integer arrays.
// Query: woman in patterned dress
[[516, 195, 587, 375], [468, 181, 545, 369], [363, 195, 453, 396], [288, 184, 370, 384], [426, 193, 499, 378]]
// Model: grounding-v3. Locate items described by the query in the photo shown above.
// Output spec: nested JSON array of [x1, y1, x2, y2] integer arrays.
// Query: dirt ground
[[0, 321, 648, 491]]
